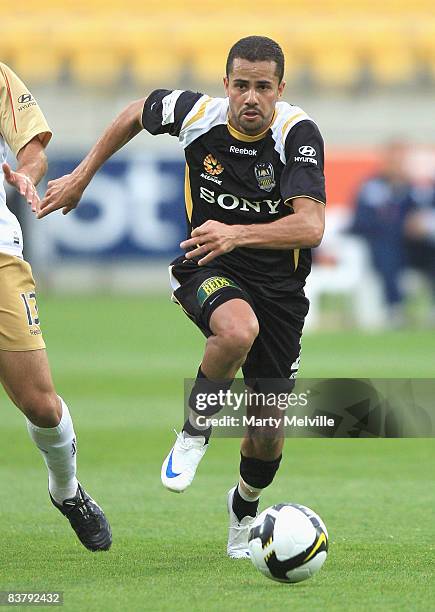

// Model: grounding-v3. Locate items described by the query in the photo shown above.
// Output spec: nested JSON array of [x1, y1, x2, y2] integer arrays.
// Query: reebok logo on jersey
[[229, 145, 257, 156]]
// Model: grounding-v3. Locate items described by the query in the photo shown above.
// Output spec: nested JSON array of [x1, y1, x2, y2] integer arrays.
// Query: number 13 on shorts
[[20, 291, 40, 326]]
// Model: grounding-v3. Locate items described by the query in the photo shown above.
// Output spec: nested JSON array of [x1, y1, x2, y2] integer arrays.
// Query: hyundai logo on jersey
[[298, 146, 316, 157]]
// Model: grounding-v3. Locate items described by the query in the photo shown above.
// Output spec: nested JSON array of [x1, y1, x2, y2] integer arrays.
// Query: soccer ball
[[248, 503, 328, 583]]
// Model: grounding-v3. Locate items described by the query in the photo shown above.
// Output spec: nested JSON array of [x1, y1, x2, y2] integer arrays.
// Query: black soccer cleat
[[50, 483, 112, 551]]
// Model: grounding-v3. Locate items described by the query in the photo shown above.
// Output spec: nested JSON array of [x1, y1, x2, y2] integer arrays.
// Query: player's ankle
[[232, 484, 259, 521], [182, 418, 212, 442]]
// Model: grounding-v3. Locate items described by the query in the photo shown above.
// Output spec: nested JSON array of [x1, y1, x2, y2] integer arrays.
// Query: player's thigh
[[242, 292, 309, 385], [0, 253, 46, 352], [169, 256, 256, 336], [0, 253, 53, 407], [240, 295, 306, 457], [0, 348, 56, 408]]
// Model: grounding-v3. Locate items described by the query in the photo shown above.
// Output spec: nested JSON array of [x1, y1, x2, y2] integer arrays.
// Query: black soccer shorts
[[169, 255, 309, 391]]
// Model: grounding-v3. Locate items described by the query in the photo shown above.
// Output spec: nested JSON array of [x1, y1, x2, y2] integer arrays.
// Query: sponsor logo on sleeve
[[294, 145, 318, 165], [298, 145, 316, 157], [17, 93, 37, 112]]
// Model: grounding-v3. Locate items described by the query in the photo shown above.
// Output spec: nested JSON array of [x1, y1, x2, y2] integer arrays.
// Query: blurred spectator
[[404, 181, 435, 325], [349, 140, 412, 327]]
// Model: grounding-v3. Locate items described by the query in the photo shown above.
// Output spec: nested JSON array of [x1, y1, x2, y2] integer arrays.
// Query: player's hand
[[180, 220, 240, 265], [38, 173, 84, 219], [2, 162, 40, 213]]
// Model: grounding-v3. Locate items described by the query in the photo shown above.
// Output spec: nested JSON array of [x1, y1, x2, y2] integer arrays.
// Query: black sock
[[188, 366, 233, 418], [182, 418, 212, 442], [232, 485, 259, 521]]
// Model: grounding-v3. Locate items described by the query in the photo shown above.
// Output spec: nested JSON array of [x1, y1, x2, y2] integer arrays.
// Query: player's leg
[[162, 261, 258, 492], [184, 298, 259, 437], [0, 348, 77, 501], [162, 298, 259, 493], [227, 401, 285, 558], [227, 291, 308, 558], [0, 348, 112, 551], [0, 254, 111, 550]]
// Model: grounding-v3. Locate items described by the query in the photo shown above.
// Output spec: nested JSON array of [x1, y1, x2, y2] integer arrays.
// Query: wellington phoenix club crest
[[254, 162, 276, 192]]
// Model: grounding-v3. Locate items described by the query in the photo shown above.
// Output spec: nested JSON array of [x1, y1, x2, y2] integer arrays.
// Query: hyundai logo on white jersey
[[298, 146, 316, 157]]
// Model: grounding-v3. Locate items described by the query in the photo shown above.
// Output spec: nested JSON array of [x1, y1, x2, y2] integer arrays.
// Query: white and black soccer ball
[[248, 503, 328, 583]]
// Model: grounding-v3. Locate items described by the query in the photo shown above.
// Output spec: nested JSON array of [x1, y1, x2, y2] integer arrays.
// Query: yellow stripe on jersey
[[184, 163, 193, 221], [182, 96, 212, 131], [281, 112, 306, 140], [284, 195, 326, 207], [293, 248, 300, 271]]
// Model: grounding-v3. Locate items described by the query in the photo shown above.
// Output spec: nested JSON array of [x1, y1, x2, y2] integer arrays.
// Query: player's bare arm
[[38, 98, 145, 219], [181, 198, 325, 266], [2, 136, 47, 213]]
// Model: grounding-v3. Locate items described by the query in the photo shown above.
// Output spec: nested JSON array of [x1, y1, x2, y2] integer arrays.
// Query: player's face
[[224, 58, 285, 136]]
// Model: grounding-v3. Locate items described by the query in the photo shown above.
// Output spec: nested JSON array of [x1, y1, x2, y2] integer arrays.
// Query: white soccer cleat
[[227, 486, 256, 559], [161, 430, 208, 493]]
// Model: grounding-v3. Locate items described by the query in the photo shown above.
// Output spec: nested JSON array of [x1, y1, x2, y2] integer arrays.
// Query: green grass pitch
[[0, 295, 434, 611]]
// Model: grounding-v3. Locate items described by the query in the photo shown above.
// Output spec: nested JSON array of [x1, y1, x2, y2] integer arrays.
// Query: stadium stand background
[[2, 1, 434, 327], [2, 0, 435, 91]]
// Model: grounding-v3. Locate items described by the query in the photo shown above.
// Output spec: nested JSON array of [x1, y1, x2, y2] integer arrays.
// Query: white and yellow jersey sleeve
[[0, 62, 52, 156], [142, 89, 228, 149], [0, 62, 52, 257]]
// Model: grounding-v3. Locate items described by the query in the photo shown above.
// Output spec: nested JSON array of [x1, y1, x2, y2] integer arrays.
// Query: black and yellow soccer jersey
[[142, 89, 326, 294]]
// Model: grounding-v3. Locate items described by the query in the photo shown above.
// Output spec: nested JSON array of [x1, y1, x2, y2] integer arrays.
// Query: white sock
[[238, 477, 262, 502], [26, 398, 78, 504], [188, 408, 210, 431]]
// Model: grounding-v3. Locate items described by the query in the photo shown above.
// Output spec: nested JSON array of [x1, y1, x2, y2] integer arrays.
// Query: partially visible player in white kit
[[0, 63, 111, 551]]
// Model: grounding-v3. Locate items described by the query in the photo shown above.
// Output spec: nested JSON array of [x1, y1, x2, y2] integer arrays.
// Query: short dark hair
[[226, 36, 285, 83]]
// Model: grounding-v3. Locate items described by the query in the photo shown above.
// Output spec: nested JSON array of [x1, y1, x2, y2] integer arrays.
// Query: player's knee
[[219, 318, 259, 358], [240, 453, 282, 489], [18, 390, 61, 427]]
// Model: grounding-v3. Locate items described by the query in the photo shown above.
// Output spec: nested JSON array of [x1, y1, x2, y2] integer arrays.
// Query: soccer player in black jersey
[[39, 36, 326, 558]]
